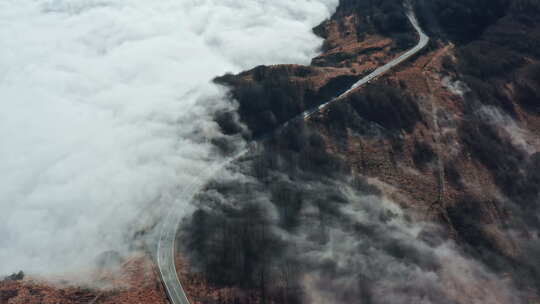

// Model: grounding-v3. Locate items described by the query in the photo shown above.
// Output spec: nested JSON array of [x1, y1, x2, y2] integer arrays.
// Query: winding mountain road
[[156, 5, 429, 304], [302, 7, 429, 119]]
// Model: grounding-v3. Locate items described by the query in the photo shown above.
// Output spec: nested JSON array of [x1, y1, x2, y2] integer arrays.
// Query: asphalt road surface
[[156, 5, 429, 304]]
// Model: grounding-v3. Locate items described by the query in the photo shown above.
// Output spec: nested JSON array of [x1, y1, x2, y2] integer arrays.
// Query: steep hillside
[[180, 0, 540, 303], [214, 0, 417, 138]]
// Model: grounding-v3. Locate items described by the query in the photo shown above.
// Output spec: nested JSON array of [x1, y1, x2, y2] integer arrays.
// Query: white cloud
[[0, 0, 337, 276]]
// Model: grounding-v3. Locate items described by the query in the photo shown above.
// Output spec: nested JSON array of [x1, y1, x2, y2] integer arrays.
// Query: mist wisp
[[0, 0, 338, 277]]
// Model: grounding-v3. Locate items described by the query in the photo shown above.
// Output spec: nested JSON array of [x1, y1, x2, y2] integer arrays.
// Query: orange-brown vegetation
[[175, 256, 272, 304], [0, 254, 168, 304]]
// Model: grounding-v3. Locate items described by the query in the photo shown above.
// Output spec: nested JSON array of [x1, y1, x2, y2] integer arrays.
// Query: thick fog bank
[[0, 0, 338, 276]]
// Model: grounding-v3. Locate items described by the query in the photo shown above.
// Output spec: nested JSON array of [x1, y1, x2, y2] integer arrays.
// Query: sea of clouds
[[0, 0, 338, 276]]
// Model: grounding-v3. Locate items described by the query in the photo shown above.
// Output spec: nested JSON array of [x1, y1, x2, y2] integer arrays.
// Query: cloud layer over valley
[[0, 0, 338, 276]]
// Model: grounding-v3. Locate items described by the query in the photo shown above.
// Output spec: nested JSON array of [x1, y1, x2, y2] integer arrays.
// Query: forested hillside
[[176, 0, 540, 303]]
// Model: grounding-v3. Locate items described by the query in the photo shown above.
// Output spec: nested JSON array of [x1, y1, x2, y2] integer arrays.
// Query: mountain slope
[[178, 1, 540, 303]]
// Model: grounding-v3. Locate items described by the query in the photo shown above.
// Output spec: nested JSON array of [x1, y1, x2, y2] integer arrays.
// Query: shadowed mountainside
[[179, 1, 540, 303]]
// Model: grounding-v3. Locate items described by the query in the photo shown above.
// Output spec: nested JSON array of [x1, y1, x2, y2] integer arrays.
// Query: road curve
[[302, 6, 429, 120], [156, 152, 247, 304], [156, 5, 429, 304]]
